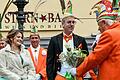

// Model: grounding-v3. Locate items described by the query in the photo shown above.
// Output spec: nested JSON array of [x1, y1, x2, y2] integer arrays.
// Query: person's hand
[[68, 68, 76, 76], [36, 74, 41, 80]]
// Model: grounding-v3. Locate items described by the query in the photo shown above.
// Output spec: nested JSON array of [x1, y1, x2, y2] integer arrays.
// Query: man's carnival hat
[[90, 0, 120, 22], [112, 0, 120, 16], [0, 32, 3, 39], [31, 26, 38, 33], [30, 26, 40, 38], [59, 0, 79, 20]]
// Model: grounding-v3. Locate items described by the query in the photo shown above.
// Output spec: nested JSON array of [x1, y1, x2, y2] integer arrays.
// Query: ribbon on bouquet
[[65, 72, 75, 80]]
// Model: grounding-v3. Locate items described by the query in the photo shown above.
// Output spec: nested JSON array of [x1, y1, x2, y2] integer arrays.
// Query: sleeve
[[0, 52, 21, 80], [23, 50, 36, 80], [46, 37, 56, 80], [89, 70, 97, 80], [39, 67, 46, 78], [76, 32, 113, 77]]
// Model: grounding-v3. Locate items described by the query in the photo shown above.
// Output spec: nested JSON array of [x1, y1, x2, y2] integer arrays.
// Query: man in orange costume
[[76, 1, 120, 80], [77, 18, 120, 80], [27, 30, 47, 80]]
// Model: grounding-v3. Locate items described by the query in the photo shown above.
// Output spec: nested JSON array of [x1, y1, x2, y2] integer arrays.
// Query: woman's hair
[[6, 29, 24, 45]]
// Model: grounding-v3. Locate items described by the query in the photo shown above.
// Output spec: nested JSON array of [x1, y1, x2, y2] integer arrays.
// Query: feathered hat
[[112, 0, 120, 16], [59, 0, 79, 20], [0, 32, 2, 39], [90, 0, 119, 22], [30, 26, 40, 38]]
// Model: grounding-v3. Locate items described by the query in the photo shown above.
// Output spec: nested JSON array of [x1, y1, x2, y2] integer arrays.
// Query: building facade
[[0, 0, 98, 37]]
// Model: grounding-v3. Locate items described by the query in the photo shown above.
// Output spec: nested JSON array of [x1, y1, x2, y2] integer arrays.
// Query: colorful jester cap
[[112, 0, 120, 16], [90, 0, 118, 22]]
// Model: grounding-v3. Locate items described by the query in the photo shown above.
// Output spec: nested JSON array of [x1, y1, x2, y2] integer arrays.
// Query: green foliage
[[59, 44, 87, 67]]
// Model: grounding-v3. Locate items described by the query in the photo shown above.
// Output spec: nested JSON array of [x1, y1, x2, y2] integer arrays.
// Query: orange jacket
[[28, 47, 47, 80], [76, 22, 120, 80]]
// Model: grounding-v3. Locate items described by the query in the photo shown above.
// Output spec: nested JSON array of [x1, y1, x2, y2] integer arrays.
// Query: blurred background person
[[0, 33, 7, 50], [27, 27, 47, 80], [0, 37, 7, 50], [0, 34, 7, 80]]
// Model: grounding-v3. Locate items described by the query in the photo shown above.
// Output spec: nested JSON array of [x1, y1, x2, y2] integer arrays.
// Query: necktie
[[64, 35, 72, 42], [34, 50, 38, 64]]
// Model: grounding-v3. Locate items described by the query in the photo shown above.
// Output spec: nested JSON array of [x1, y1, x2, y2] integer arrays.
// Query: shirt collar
[[30, 45, 40, 51], [5, 44, 25, 54], [108, 22, 120, 29], [63, 32, 73, 37]]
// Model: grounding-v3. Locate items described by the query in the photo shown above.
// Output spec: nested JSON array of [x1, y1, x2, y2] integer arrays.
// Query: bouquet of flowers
[[59, 44, 87, 80], [59, 44, 87, 67]]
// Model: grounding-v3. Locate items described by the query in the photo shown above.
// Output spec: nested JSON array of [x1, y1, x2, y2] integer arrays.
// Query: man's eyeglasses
[[67, 21, 76, 24]]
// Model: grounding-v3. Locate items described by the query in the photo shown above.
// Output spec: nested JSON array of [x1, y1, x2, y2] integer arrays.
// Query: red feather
[[91, 0, 112, 13], [103, 0, 112, 12]]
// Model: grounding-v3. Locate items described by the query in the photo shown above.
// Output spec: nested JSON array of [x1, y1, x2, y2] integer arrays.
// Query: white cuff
[[70, 68, 76, 76]]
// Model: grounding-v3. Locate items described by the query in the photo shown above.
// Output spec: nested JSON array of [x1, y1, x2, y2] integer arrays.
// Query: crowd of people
[[1, 0, 120, 80]]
